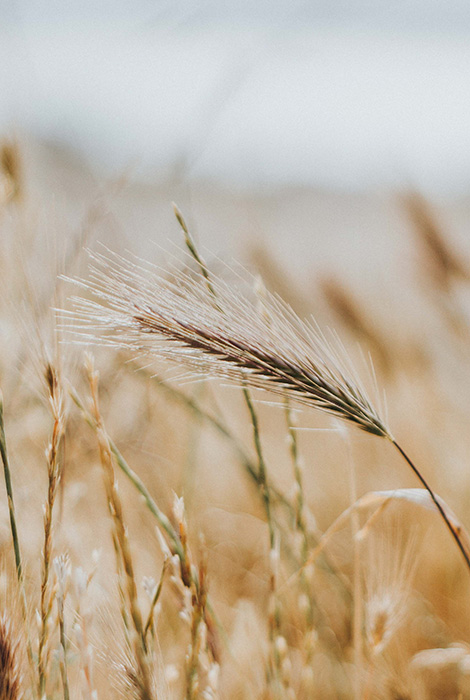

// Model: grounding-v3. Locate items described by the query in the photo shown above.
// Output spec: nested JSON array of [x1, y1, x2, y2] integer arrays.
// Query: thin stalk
[[0, 393, 36, 694], [58, 604, 70, 700], [391, 438, 470, 572], [284, 400, 310, 561], [346, 437, 362, 700], [69, 385, 184, 561], [173, 203, 218, 300], [150, 372, 296, 517], [243, 386, 275, 548], [175, 209, 276, 551], [108, 436, 184, 560], [0, 396, 22, 581], [144, 559, 167, 642], [72, 381, 224, 663]]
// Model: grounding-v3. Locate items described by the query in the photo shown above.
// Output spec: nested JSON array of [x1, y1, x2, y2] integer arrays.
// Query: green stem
[[0, 397, 22, 580], [69, 386, 184, 561], [243, 386, 275, 548], [0, 393, 38, 697]]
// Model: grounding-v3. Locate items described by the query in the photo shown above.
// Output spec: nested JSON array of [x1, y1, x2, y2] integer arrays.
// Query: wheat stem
[[243, 386, 275, 548], [391, 439, 470, 572]]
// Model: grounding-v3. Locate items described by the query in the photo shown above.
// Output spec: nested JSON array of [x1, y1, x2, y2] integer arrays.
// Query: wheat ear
[[64, 248, 470, 573]]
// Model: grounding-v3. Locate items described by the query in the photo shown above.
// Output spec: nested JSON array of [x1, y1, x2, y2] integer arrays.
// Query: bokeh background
[[4, 0, 470, 191], [3, 0, 470, 283]]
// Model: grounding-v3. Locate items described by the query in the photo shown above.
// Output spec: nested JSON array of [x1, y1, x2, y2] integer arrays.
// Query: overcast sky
[[2, 2, 470, 193], [5, 1, 470, 30]]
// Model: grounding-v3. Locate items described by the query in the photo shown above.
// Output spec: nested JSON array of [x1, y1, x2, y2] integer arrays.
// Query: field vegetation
[[1, 140, 470, 699]]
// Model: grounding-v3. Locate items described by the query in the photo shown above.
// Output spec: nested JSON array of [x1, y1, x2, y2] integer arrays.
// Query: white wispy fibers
[[63, 248, 389, 438]]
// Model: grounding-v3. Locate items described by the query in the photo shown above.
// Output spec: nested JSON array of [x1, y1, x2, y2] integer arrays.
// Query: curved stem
[[391, 439, 470, 573]]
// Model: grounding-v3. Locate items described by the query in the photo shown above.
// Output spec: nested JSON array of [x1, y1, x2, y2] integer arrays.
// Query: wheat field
[[1, 140, 470, 699]]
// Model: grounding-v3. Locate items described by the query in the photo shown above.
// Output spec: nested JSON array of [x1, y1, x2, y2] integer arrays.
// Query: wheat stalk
[[87, 357, 154, 700], [38, 363, 65, 697], [63, 247, 470, 574], [65, 249, 388, 437]]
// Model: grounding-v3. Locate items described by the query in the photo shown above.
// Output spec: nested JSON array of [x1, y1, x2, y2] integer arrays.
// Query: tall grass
[[2, 141, 470, 698], [65, 240, 470, 572]]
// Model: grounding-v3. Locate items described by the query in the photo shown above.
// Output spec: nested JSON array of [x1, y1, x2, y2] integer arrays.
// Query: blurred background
[[2, 1, 470, 284], [3, 0, 470, 190]]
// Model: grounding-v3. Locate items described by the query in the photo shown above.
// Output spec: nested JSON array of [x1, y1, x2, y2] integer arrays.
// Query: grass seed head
[[65, 250, 390, 438]]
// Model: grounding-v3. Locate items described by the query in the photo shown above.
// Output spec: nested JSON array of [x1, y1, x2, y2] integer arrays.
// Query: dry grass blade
[[364, 488, 470, 542]]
